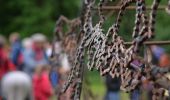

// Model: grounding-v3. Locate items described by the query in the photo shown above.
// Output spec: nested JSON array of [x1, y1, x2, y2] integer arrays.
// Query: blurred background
[[0, 0, 170, 42], [0, 0, 170, 100]]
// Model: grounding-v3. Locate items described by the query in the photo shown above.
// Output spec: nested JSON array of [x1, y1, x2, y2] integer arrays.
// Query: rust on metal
[[125, 40, 170, 45], [93, 5, 166, 10]]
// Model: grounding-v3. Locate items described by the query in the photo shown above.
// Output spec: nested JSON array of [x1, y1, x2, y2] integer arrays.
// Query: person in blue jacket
[[9, 33, 23, 70]]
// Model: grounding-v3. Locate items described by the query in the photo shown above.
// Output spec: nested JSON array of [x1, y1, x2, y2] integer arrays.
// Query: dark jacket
[[106, 75, 121, 92]]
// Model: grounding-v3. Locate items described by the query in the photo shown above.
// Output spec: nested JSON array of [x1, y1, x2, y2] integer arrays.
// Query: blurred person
[[57, 63, 73, 100], [149, 45, 170, 99], [49, 41, 70, 89], [130, 86, 140, 100], [0, 35, 16, 99], [0, 35, 15, 80], [150, 45, 165, 65], [22, 37, 33, 75], [53, 41, 62, 54], [150, 45, 170, 67], [49, 63, 59, 90], [50, 41, 72, 100], [23, 33, 48, 76], [159, 53, 170, 68], [61, 53, 70, 72], [1, 71, 33, 100], [129, 60, 143, 100], [9, 32, 23, 70], [53, 41, 70, 72], [105, 75, 121, 100], [45, 41, 52, 58], [33, 64, 53, 100], [22, 37, 33, 49], [48, 41, 72, 99]]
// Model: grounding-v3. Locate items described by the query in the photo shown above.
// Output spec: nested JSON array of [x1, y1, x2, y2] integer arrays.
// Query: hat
[[32, 33, 46, 42]]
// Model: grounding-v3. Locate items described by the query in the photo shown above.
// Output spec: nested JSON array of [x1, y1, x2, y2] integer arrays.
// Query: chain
[[148, 0, 161, 38], [132, 0, 144, 38], [62, 0, 94, 98], [52, 16, 81, 100], [60, 0, 170, 100]]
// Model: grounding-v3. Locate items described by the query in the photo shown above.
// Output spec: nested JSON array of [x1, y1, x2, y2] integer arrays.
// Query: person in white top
[[1, 71, 33, 100]]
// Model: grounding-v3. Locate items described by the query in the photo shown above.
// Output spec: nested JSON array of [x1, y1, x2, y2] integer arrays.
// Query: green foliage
[[0, 0, 170, 48], [0, 0, 81, 38]]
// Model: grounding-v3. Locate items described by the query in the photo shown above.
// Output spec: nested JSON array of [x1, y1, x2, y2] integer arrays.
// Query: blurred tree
[[0, 0, 170, 45], [0, 0, 81, 38]]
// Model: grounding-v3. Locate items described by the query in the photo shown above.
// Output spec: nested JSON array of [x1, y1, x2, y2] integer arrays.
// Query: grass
[[84, 70, 130, 100], [51, 70, 132, 100]]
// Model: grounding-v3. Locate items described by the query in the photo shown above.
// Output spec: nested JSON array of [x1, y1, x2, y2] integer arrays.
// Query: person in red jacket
[[0, 35, 15, 80], [0, 35, 15, 99], [33, 64, 53, 100]]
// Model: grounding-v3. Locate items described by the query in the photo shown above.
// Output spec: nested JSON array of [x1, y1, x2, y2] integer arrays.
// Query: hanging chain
[[60, 0, 170, 100]]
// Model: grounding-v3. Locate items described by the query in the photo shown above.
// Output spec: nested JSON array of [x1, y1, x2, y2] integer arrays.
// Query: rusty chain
[[59, 0, 170, 100]]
